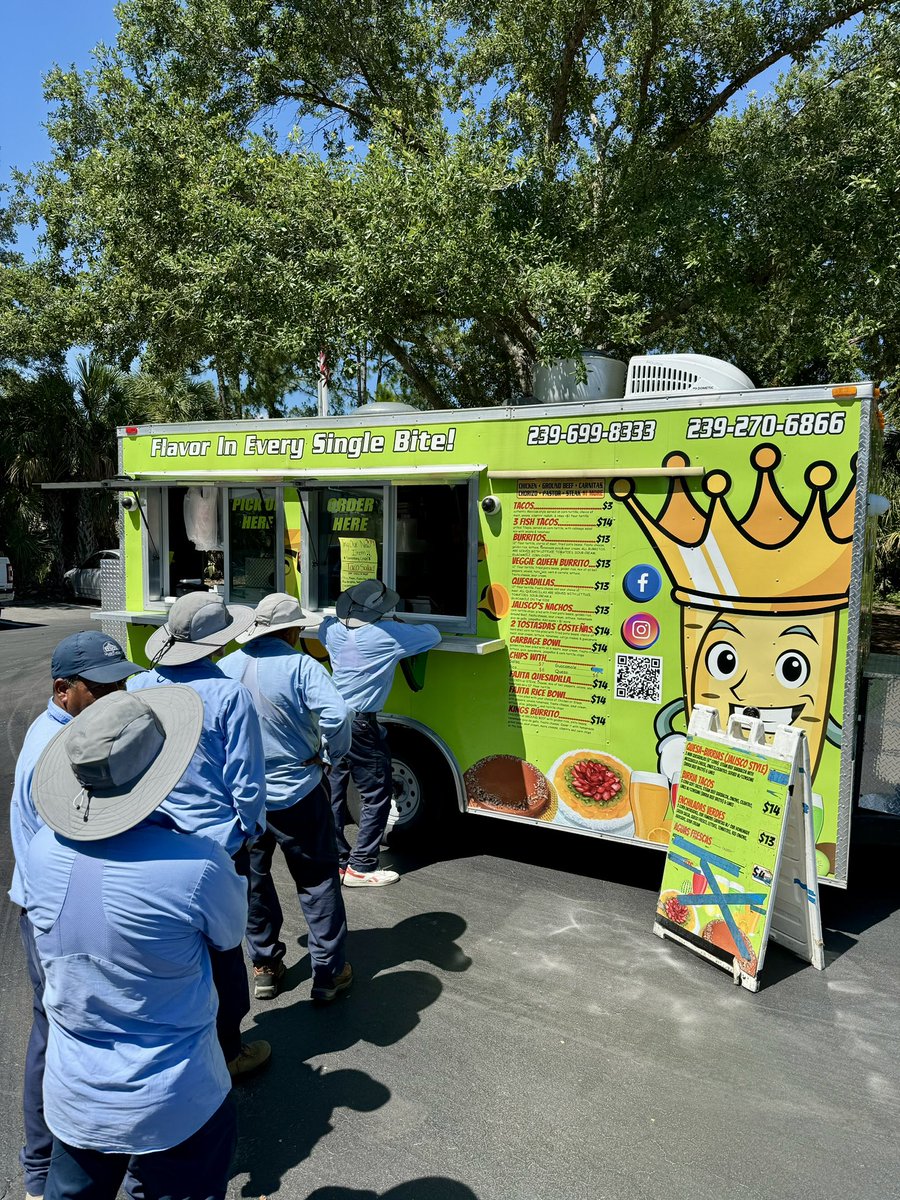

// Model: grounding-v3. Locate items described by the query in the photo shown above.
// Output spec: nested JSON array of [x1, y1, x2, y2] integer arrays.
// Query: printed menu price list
[[507, 479, 616, 734]]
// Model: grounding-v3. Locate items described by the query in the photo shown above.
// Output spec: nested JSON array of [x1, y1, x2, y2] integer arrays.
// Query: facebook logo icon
[[623, 564, 662, 602]]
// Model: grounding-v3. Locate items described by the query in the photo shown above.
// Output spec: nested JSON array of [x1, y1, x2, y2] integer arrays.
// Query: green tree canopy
[[0, 353, 219, 588], [16, 0, 900, 407]]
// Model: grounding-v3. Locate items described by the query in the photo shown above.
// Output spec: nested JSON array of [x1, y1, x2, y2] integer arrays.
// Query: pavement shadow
[[283, 911, 470, 991], [0, 618, 46, 630], [306, 1181, 479, 1199], [344, 911, 472, 980], [820, 842, 900, 940], [233, 969, 443, 1197], [388, 811, 666, 895], [755, 939, 821, 987], [231, 1062, 390, 1197]]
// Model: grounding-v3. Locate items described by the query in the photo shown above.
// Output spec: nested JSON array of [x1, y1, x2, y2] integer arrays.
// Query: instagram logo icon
[[622, 612, 660, 649]]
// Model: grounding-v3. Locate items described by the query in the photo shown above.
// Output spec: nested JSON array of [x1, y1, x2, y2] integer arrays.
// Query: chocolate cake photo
[[464, 754, 553, 818]]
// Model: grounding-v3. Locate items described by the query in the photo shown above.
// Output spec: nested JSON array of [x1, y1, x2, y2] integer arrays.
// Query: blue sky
[[1, 0, 120, 246]]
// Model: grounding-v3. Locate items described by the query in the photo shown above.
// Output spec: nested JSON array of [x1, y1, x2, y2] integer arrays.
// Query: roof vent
[[343, 400, 421, 418], [625, 354, 755, 399], [532, 353, 627, 405]]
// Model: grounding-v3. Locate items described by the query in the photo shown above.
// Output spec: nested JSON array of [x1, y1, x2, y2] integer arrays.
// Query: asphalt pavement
[[1, 604, 899, 1200]]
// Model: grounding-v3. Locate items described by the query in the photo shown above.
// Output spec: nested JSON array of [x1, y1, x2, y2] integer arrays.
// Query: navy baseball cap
[[51, 632, 145, 684]]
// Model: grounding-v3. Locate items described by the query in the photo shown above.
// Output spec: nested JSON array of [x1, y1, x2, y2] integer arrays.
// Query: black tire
[[345, 728, 460, 850]]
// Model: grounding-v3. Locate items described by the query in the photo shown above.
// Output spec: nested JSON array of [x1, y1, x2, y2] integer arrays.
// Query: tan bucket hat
[[237, 593, 319, 645]]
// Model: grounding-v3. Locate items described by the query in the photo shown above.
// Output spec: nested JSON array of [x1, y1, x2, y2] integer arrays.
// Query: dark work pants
[[43, 1095, 237, 1200], [329, 714, 393, 873], [209, 846, 251, 1064], [20, 908, 52, 1196], [246, 780, 347, 984]]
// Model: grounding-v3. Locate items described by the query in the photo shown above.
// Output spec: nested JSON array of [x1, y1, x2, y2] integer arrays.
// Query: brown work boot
[[311, 961, 353, 1004], [227, 1040, 272, 1081], [253, 960, 286, 1000]]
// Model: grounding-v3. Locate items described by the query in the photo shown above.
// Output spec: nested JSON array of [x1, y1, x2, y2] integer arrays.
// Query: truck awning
[[42, 466, 486, 489], [40, 478, 147, 490]]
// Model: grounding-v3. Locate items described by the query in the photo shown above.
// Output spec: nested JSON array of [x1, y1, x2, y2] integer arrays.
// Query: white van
[[0, 553, 14, 617]]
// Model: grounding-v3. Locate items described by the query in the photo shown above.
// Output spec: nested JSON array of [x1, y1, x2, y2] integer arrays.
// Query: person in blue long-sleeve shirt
[[220, 593, 354, 1003], [24, 688, 246, 1199], [129, 591, 269, 1080], [320, 579, 441, 887], [10, 631, 144, 1200]]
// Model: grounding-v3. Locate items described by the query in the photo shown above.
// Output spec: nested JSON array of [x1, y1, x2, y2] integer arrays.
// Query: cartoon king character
[[612, 444, 856, 874]]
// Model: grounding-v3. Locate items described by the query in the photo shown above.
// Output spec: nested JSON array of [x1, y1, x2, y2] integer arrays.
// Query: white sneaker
[[342, 867, 400, 887]]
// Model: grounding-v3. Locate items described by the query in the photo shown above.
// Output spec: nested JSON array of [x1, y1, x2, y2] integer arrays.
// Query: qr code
[[615, 654, 663, 704]]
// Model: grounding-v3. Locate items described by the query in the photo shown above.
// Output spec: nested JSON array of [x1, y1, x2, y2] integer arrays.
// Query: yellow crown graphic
[[611, 445, 856, 614]]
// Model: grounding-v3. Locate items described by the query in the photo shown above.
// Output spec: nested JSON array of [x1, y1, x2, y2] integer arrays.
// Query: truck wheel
[[345, 731, 460, 850], [388, 755, 423, 832]]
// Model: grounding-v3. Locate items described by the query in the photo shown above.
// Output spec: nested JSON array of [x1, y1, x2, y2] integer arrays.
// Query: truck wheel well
[[381, 719, 465, 814]]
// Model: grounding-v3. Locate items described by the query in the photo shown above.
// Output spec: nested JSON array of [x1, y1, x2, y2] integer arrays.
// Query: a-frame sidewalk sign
[[653, 705, 825, 993]]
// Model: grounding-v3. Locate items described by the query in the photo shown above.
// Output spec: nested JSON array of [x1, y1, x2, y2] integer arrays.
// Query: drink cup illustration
[[631, 772, 671, 841]]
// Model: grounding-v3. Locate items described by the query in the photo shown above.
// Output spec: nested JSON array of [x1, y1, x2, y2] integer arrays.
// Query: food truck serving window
[[395, 484, 468, 618], [312, 487, 385, 609], [305, 479, 475, 628], [228, 487, 278, 603]]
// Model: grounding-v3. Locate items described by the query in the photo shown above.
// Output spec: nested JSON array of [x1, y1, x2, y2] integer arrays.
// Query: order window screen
[[229, 488, 277, 603], [395, 484, 468, 617], [312, 488, 384, 608]]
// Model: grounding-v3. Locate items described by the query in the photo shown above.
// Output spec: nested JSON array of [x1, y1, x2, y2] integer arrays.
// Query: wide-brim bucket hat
[[145, 592, 255, 666], [237, 592, 319, 645], [335, 579, 400, 628], [33, 687, 203, 842]]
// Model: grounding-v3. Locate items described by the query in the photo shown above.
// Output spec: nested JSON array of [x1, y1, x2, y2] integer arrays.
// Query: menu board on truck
[[466, 403, 864, 885]]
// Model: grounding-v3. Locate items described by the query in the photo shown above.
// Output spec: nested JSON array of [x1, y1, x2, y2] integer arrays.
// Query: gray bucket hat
[[32, 688, 203, 842], [237, 592, 318, 645], [145, 592, 254, 666], [335, 579, 400, 628]]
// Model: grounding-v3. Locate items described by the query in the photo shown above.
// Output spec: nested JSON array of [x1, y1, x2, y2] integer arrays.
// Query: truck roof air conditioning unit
[[532, 353, 626, 405], [624, 354, 755, 399]]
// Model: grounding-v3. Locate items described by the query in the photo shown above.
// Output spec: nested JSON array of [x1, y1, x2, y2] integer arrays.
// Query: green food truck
[[91, 352, 884, 887]]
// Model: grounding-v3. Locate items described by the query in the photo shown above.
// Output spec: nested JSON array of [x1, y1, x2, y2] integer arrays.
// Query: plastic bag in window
[[184, 486, 221, 550]]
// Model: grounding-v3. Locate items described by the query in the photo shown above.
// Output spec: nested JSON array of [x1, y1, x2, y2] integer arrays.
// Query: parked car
[[63, 549, 121, 602], [0, 553, 14, 617]]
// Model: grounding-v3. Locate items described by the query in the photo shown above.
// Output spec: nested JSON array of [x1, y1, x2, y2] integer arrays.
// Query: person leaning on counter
[[320, 579, 441, 887]]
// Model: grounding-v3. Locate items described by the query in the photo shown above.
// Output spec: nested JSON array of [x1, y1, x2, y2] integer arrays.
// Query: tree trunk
[[380, 335, 442, 408], [357, 344, 367, 407], [45, 493, 66, 590], [215, 363, 229, 418]]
